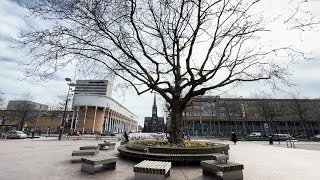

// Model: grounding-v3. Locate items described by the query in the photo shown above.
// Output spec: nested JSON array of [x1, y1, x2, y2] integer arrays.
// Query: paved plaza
[[0, 137, 319, 180]]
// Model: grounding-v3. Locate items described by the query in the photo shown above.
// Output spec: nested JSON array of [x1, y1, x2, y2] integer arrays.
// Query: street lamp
[[164, 109, 169, 137], [239, 96, 248, 137], [58, 78, 75, 140]]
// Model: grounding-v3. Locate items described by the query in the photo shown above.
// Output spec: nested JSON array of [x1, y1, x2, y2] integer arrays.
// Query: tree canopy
[[18, 0, 319, 143]]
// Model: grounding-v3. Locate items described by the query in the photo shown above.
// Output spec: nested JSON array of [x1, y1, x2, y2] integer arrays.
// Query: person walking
[[124, 132, 129, 142], [31, 131, 35, 139], [231, 132, 237, 145]]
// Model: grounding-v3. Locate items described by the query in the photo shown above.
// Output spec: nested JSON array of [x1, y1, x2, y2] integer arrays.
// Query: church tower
[[143, 94, 165, 133], [152, 94, 157, 118]]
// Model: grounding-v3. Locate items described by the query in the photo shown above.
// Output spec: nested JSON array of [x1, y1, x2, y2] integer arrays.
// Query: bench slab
[[81, 156, 118, 166], [201, 160, 244, 180], [79, 146, 99, 150], [81, 155, 118, 174], [72, 150, 97, 156]]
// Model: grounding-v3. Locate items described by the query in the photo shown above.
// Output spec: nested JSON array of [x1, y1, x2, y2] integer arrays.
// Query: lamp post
[[239, 96, 248, 137], [58, 78, 75, 140], [164, 110, 168, 137]]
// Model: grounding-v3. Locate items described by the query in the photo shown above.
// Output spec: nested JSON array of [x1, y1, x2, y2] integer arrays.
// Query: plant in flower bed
[[129, 140, 224, 148]]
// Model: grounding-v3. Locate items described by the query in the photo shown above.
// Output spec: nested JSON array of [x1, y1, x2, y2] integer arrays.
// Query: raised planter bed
[[118, 141, 229, 162], [126, 141, 229, 155]]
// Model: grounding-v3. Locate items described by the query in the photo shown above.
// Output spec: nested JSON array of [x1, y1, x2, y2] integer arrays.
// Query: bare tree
[[0, 95, 4, 109], [255, 98, 279, 135], [222, 100, 242, 136], [5, 93, 36, 130], [287, 96, 317, 139], [18, 0, 318, 143], [46, 105, 62, 135], [0, 92, 6, 125]]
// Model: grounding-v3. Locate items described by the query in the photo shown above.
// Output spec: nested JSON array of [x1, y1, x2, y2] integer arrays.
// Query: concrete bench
[[98, 142, 116, 150], [201, 160, 244, 180], [133, 160, 171, 180], [212, 153, 229, 163], [79, 145, 99, 151], [71, 149, 98, 163], [81, 156, 118, 175]]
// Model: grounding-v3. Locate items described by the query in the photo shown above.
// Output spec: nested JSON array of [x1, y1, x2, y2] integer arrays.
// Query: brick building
[[183, 96, 320, 137]]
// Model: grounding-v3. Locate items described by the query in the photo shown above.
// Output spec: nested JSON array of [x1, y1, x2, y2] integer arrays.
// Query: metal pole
[[58, 83, 71, 140], [34, 105, 42, 133]]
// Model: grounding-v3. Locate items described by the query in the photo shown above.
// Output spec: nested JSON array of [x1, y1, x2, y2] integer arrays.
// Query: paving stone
[[0, 137, 319, 180]]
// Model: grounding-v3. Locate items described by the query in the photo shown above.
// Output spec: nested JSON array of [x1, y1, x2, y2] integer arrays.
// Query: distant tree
[[252, 92, 280, 135], [19, 0, 319, 144], [10, 94, 36, 130], [0, 92, 6, 125], [0, 94, 4, 109], [287, 96, 317, 139], [46, 105, 62, 134], [221, 100, 242, 135]]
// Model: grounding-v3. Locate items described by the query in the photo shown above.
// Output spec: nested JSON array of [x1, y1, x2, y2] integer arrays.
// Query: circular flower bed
[[125, 140, 229, 154]]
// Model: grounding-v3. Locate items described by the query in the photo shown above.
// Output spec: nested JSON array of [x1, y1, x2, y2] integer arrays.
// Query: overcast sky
[[1, 0, 320, 126]]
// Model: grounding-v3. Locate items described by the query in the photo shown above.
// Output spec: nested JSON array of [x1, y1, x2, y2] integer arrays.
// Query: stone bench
[[212, 153, 229, 163], [81, 156, 118, 175], [133, 160, 171, 180], [98, 142, 116, 150], [71, 149, 98, 163], [201, 160, 244, 180], [79, 145, 100, 151]]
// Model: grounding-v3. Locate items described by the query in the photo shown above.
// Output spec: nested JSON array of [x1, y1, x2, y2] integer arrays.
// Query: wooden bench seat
[[201, 160, 244, 180], [133, 160, 171, 180], [98, 142, 116, 150], [81, 155, 118, 175]]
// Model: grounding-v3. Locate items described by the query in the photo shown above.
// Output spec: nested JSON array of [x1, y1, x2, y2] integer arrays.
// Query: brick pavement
[[0, 137, 319, 180]]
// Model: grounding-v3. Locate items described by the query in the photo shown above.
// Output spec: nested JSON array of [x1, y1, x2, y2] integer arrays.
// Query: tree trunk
[[168, 100, 184, 144], [19, 118, 25, 131], [302, 120, 310, 139]]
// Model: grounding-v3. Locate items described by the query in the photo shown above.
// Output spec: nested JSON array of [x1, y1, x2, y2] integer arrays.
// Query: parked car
[[101, 131, 116, 136], [69, 131, 80, 136], [314, 134, 320, 140], [247, 132, 263, 139], [6, 130, 27, 139], [272, 134, 295, 141]]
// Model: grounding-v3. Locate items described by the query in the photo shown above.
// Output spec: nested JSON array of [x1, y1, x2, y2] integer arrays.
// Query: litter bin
[[268, 136, 273, 145]]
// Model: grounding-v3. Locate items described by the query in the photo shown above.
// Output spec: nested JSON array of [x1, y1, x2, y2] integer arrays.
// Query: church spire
[[152, 94, 157, 117], [153, 94, 157, 107]]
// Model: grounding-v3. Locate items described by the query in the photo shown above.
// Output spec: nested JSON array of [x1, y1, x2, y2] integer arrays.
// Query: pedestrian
[[231, 132, 237, 145], [124, 132, 129, 142], [31, 131, 35, 139]]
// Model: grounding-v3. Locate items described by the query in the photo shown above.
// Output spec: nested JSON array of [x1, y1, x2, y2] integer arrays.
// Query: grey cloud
[[0, 56, 16, 62]]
